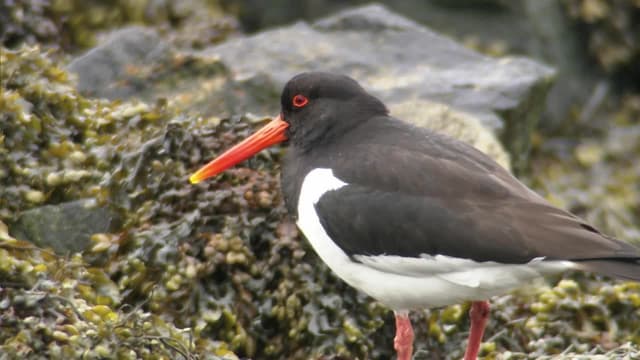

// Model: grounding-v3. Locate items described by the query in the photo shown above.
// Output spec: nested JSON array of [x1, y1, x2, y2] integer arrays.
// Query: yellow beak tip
[[189, 174, 201, 184]]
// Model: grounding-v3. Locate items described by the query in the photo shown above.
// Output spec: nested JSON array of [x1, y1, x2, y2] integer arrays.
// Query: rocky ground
[[1, 1, 639, 359]]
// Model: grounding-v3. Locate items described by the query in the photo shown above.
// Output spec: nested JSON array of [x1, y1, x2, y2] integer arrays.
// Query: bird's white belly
[[296, 168, 575, 310]]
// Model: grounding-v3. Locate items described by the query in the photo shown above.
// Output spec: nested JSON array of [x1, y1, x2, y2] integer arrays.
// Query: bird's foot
[[394, 311, 414, 360], [463, 301, 490, 360]]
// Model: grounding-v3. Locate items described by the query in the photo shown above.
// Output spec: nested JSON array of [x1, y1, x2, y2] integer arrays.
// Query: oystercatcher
[[190, 72, 640, 360]]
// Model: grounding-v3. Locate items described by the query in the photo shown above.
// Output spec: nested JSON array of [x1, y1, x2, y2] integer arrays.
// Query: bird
[[189, 72, 640, 360]]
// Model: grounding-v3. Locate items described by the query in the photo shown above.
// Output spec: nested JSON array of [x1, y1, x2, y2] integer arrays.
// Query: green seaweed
[[563, 0, 640, 87]]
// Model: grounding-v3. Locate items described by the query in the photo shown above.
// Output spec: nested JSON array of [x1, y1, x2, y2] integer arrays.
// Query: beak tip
[[188, 115, 287, 186], [189, 174, 201, 184]]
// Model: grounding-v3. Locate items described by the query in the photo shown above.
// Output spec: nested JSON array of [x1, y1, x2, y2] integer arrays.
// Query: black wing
[[310, 117, 640, 278], [316, 185, 635, 262]]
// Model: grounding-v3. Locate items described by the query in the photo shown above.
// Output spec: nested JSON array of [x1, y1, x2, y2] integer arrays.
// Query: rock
[[11, 199, 122, 255], [201, 4, 554, 172], [521, 0, 599, 125], [67, 25, 231, 114], [67, 26, 173, 99], [225, 0, 597, 128]]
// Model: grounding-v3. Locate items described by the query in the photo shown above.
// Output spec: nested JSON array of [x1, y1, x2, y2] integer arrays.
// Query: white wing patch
[[354, 254, 502, 277], [355, 254, 573, 288], [298, 168, 347, 204]]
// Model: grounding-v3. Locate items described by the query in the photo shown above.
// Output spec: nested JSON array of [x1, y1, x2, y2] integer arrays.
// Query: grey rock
[[11, 199, 122, 255], [201, 4, 554, 172], [227, 0, 597, 127], [67, 26, 232, 115], [67, 26, 172, 99], [383, 0, 597, 127], [521, 0, 599, 124], [313, 3, 422, 31]]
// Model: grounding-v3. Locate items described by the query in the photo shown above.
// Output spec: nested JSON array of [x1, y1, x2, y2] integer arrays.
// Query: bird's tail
[[574, 259, 640, 281]]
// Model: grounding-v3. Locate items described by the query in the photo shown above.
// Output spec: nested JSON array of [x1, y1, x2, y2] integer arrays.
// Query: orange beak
[[189, 115, 289, 184]]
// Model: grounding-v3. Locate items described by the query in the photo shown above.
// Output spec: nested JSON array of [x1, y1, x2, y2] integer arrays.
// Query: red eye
[[292, 94, 309, 108]]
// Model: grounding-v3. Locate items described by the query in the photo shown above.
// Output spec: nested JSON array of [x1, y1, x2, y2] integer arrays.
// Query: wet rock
[[11, 199, 122, 255]]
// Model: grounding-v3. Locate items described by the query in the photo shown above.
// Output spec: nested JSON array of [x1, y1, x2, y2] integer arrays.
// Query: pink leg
[[463, 301, 490, 360], [394, 311, 414, 360]]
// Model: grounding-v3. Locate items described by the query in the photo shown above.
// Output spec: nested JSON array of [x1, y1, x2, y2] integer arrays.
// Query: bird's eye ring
[[292, 94, 309, 108]]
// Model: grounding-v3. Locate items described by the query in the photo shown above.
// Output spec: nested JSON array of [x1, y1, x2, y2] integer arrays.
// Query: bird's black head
[[189, 72, 387, 184], [280, 72, 388, 151]]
